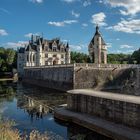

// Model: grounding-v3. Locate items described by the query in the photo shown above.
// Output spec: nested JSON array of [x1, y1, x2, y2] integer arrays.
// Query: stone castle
[[17, 36, 71, 76], [17, 26, 107, 77]]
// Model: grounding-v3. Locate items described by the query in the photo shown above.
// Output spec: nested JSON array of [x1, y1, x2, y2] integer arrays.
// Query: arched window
[[30, 54, 32, 62], [92, 52, 94, 63], [27, 54, 29, 62], [101, 52, 104, 63], [33, 54, 35, 62]]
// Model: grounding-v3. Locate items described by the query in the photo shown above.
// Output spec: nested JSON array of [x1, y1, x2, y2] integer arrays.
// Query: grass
[[0, 78, 14, 81], [0, 118, 64, 140]]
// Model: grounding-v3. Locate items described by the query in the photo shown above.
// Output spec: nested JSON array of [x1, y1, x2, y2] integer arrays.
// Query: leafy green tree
[[131, 48, 140, 64], [71, 51, 91, 63], [0, 47, 17, 72]]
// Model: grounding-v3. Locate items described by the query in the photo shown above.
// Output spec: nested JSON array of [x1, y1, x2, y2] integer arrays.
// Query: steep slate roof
[[18, 47, 25, 53], [24, 36, 68, 52], [91, 25, 106, 46]]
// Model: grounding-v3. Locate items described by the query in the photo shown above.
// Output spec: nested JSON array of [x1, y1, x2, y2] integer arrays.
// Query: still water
[[0, 81, 112, 140]]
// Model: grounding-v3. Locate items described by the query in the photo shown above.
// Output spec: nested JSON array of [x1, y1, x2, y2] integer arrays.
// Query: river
[[0, 81, 112, 140]]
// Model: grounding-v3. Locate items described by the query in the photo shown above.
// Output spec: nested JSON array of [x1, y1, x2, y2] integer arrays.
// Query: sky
[[0, 0, 140, 54]]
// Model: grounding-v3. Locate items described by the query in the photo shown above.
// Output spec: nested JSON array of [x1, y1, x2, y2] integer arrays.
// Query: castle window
[[61, 48, 64, 52], [53, 54, 57, 57], [33, 54, 35, 62], [30, 54, 32, 62], [53, 45, 57, 52], [45, 53, 48, 58], [61, 61, 64, 64], [61, 54, 64, 58], [27, 55, 29, 62]]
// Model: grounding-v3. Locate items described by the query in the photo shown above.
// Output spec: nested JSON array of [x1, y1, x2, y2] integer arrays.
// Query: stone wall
[[74, 64, 140, 95], [23, 65, 74, 91], [67, 90, 140, 129], [23, 64, 140, 94]]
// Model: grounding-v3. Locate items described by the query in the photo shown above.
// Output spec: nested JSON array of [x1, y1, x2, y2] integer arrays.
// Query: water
[[0, 81, 112, 140]]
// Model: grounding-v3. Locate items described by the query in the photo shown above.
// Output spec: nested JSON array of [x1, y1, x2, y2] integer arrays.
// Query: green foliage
[[0, 47, 17, 72], [131, 48, 140, 64], [107, 53, 132, 64], [71, 51, 91, 63]]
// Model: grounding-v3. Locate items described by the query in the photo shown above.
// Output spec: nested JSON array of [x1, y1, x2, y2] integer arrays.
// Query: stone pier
[[54, 89, 140, 140]]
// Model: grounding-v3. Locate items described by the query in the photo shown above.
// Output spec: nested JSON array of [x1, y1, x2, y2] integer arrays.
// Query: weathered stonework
[[67, 90, 140, 129], [23, 63, 140, 95]]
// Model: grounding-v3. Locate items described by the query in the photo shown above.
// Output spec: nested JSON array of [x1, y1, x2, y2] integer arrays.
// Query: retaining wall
[[67, 90, 140, 129], [23, 64, 140, 94]]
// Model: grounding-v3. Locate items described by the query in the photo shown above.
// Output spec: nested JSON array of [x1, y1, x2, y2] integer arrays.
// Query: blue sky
[[0, 0, 140, 54]]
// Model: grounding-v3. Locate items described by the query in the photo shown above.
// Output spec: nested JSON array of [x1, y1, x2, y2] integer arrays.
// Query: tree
[[131, 48, 140, 64], [0, 47, 17, 72], [71, 51, 90, 63]]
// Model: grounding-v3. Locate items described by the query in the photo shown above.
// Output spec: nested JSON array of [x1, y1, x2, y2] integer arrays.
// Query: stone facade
[[88, 25, 107, 64], [17, 35, 71, 77]]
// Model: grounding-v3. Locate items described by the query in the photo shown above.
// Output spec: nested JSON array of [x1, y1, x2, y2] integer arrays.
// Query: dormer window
[[53, 45, 57, 52], [61, 48, 64, 52]]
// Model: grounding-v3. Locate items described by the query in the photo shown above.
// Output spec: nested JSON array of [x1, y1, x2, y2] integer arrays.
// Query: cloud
[[106, 43, 112, 48], [83, 0, 91, 7], [104, 0, 140, 15], [70, 44, 82, 51], [70, 44, 87, 52], [71, 10, 80, 18], [0, 8, 10, 14], [48, 20, 78, 27], [91, 12, 107, 26], [29, 0, 43, 3], [5, 41, 28, 48], [24, 32, 40, 38], [120, 44, 134, 49], [61, 0, 79, 3], [82, 23, 88, 27], [106, 18, 140, 34], [0, 29, 8, 36]]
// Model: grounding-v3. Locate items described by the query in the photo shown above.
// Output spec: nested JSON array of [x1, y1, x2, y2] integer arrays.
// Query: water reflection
[[0, 81, 112, 140], [17, 94, 52, 122]]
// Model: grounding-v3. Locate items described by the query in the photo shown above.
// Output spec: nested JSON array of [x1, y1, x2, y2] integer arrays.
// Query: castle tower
[[88, 25, 107, 64]]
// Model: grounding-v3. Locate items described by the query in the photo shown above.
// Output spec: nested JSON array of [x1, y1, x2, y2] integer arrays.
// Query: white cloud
[[5, 41, 28, 48], [120, 44, 134, 49], [116, 38, 120, 41], [104, 0, 140, 15], [70, 44, 82, 51], [24, 32, 40, 38], [61, 0, 79, 3], [48, 20, 78, 27], [0, 29, 8, 36], [106, 18, 140, 34], [29, 0, 43, 3], [71, 10, 80, 18], [83, 0, 91, 7], [70, 44, 87, 52], [91, 12, 107, 26], [82, 23, 88, 27], [106, 43, 112, 48], [115, 49, 135, 54]]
